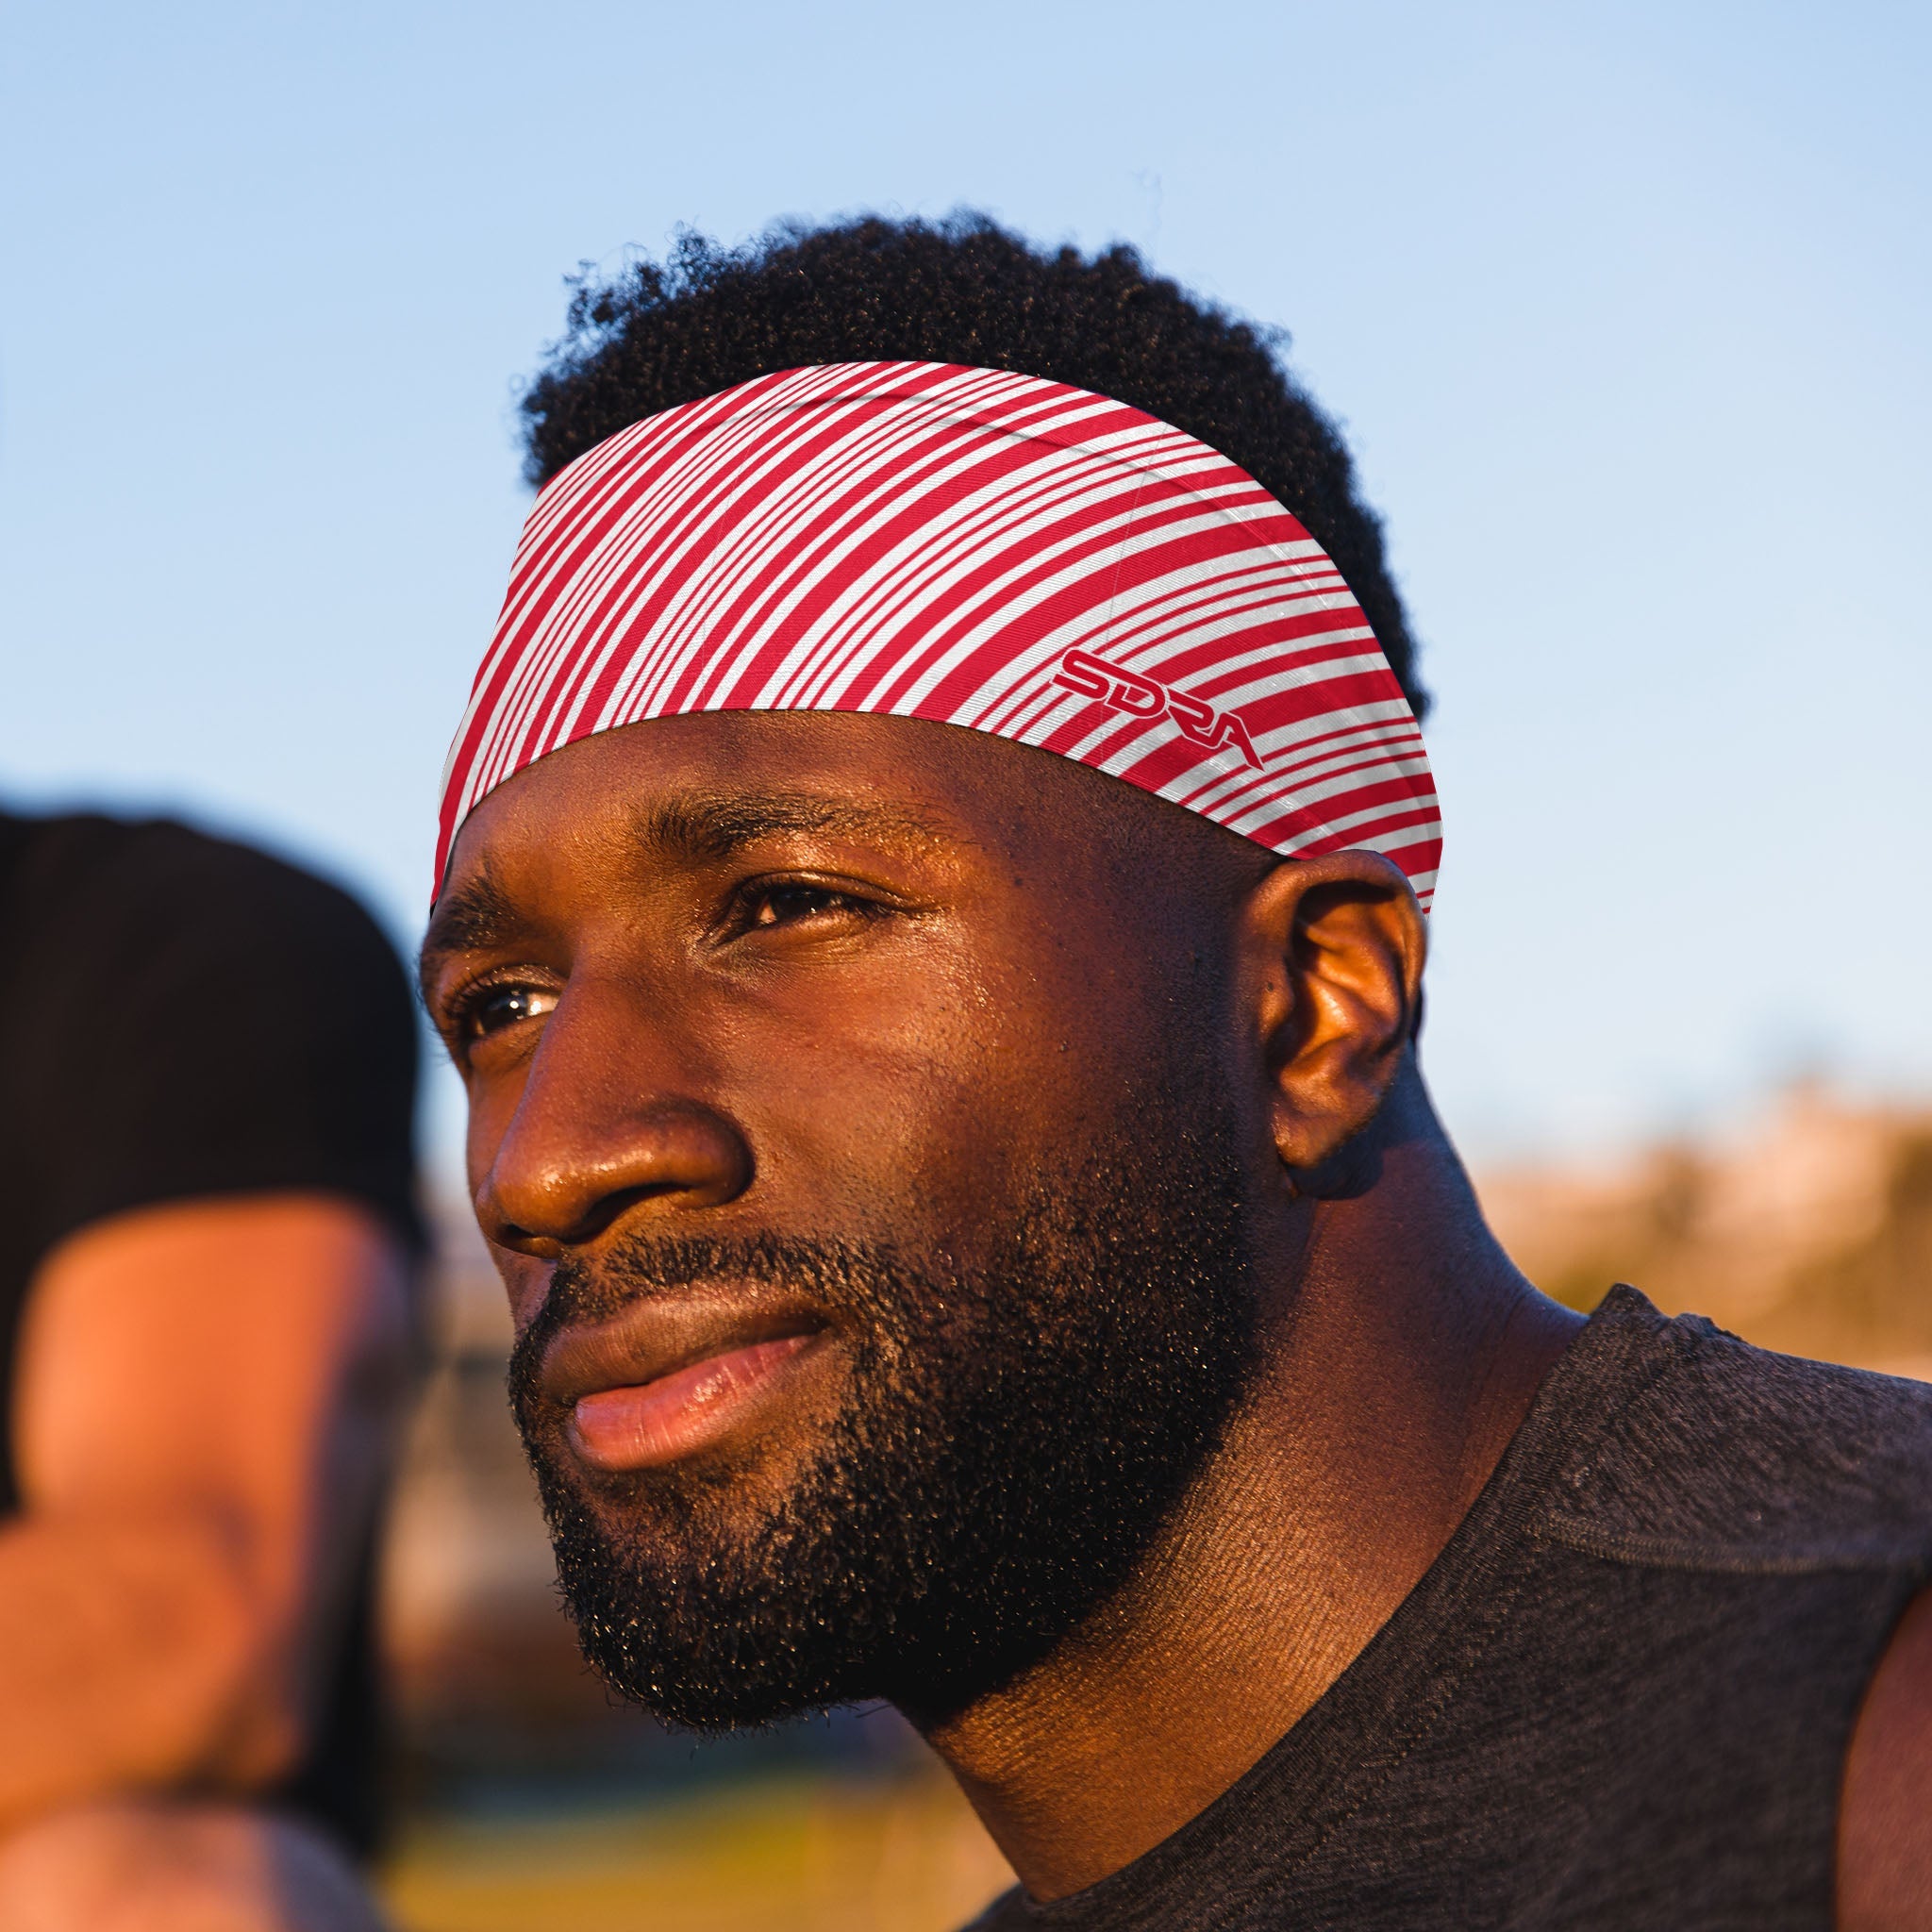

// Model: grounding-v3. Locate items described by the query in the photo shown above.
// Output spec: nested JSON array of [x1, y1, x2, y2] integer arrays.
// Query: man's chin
[[542, 1528, 869, 1730], [508, 1135, 1260, 1731]]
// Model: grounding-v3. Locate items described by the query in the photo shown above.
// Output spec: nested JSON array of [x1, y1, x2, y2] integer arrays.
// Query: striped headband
[[437, 361, 1441, 903]]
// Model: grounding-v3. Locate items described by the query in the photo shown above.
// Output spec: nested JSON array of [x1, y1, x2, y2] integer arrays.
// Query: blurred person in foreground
[[421, 217, 1932, 1930], [0, 810, 419, 1931]]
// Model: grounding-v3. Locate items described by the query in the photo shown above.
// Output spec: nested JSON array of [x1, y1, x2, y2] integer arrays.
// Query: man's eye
[[458, 983, 558, 1040], [745, 884, 864, 928]]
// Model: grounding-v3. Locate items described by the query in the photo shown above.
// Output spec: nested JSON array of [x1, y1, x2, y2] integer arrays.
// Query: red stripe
[[434, 363, 1440, 905]]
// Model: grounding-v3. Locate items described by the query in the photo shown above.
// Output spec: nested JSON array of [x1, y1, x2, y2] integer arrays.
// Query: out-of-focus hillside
[[1477, 1085, 1932, 1374]]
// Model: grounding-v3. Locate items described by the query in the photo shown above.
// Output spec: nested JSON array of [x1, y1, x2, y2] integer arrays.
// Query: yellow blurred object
[[382, 1771, 1011, 1932]]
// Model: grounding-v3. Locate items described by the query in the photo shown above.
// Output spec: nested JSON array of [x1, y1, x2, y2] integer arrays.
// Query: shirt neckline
[[1003, 1285, 1671, 1929]]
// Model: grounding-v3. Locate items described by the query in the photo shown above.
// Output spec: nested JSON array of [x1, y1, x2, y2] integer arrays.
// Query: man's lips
[[571, 1333, 824, 1470], [538, 1293, 830, 1474]]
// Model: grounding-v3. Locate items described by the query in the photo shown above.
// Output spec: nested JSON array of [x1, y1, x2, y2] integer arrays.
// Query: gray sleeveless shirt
[[967, 1287, 1932, 1930]]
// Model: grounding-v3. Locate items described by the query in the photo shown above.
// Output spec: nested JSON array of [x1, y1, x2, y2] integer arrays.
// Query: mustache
[[506, 1229, 918, 1417]]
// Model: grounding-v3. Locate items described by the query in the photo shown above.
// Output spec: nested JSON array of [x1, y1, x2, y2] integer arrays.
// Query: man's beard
[[508, 1093, 1258, 1733]]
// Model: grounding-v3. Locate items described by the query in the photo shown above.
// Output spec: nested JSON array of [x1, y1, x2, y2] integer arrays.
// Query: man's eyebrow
[[632, 791, 957, 864], [418, 867, 523, 1000]]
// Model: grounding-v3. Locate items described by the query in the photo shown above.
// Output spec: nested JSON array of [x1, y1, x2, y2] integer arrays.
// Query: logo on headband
[[436, 365, 1439, 908], [1053, 649, 1264, 772]]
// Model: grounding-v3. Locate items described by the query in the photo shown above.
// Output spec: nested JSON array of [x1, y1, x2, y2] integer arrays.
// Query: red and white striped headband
[[437, 361, 1440, 903]]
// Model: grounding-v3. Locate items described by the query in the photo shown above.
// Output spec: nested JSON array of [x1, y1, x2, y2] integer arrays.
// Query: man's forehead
[[626, 788, 958, 863], [428, 712, 1014, 935], [424, 708, 1268, 981], [448, 711, 1008, 859]]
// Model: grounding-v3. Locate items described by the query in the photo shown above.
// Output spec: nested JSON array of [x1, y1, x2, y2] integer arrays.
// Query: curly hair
[[520, 212, 1426, 716]]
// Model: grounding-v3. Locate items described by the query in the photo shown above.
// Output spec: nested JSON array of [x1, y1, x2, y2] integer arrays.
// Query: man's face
[[422, 712, 1273, 1727]]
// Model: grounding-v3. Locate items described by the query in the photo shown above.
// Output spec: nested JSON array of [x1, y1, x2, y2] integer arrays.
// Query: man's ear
[[1235, 852, 1428, 1189]]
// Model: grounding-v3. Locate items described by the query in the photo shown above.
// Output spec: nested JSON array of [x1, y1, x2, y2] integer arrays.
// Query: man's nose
[[475, 981, 753, 1257]]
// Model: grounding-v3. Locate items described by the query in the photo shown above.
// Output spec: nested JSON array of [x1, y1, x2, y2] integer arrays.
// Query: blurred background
[[4, 2, 1928, 1925]]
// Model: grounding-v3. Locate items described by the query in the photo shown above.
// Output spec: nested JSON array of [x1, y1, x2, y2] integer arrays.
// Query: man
[[421, 216, 1932, 1927], [0, 810, 418, 1930]]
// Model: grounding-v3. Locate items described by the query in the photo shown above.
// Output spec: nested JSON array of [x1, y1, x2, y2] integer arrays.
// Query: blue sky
[[4, 0, 1927, 1169]]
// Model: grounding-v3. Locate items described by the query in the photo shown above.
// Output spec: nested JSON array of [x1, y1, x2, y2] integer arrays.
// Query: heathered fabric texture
[[966, 1288, 1932, 1931]]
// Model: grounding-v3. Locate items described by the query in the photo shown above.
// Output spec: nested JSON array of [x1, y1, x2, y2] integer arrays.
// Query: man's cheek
[[726, 1024, 1051, 1229]]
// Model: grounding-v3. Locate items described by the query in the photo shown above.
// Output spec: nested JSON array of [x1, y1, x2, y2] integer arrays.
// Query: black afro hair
[[520, 212, 1426, 717]]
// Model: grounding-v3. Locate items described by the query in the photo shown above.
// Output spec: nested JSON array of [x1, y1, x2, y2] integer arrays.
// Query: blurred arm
[[0, 1193, 413, 1832], [1839, 1582, 1932, 1930]]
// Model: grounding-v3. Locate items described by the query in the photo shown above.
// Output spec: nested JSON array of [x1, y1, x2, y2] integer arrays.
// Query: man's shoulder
[[0, 808, 421, 1258], [1537, 1287, 1932, 1575]]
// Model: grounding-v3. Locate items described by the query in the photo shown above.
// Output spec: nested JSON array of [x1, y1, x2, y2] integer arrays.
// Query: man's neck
[[918, 1077, 1582, 1901]]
